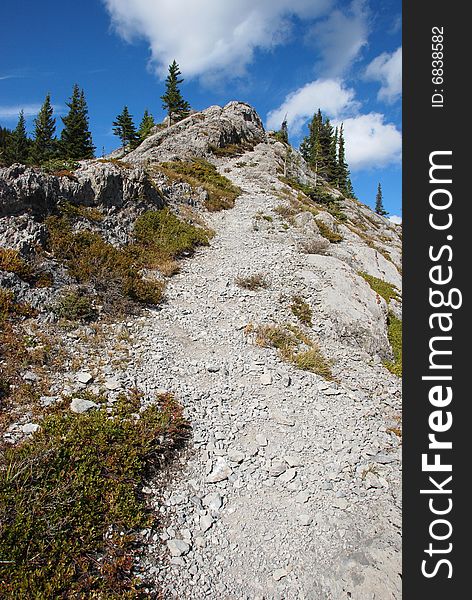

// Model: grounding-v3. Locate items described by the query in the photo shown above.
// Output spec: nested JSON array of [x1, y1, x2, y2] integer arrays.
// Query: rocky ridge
[[0, 101, 402, 598]]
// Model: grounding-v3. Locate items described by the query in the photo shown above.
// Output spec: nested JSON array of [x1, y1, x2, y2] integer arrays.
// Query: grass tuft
[[290, 295, 313, 326], [235, 273, 269, 291], [252, 323, 333, 380], [383, 311, 402, 376], [316, 221, 343, 243], [358, 272, 400, 304]]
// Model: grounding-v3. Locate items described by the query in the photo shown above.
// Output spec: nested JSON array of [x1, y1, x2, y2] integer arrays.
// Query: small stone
[[199, 514, 213, 533], [76, 371, 93, 384], [105, 378, 121, 391], [256, 434, 268, 447], [203, 492, 223, 511], [273, 568, 288, 581], [295, 490, 310, 504], [269, 461, 287, 477], [20, 423, 40, 435], [40, 396, 59, 408], [260, 372, 272, 386], [70, 397, 99, 414], [279, 468, 297, 484], [285, 454, 303, 467], [228, 449, 245, 464], [332, 497, 349, 510], [195, 536, 206, 548], [298, 514, 313, 526], [167, 538, 190, 557], [23, 371, 37, 382], [282, 374, 292, 387], [206, 458, 232, 483], [207, 363, 220, 373]]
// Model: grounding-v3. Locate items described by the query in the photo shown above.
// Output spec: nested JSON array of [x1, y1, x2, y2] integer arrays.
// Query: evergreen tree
[[336, 124, 350, 195], [319, 117, 336, 182], [60, 84, 95, 159], [375, 183, 388, 215], [300, 110, 323, 185], [0, 126, 12, 165], [138, 109, 156, 142], [9, 111, 30, 164], [161, 60, 191, 125], [330, 126, 339, 186], [112, 106, 139, 151], [31, 93, 57, 164]]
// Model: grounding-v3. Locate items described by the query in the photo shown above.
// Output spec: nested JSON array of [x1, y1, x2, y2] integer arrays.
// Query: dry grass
[[235, 273, 269, 291], [290, 295, 313, 326], [316, 221, 343, 243], [299, 237, 330, 255], [251, 323, 333, 380]]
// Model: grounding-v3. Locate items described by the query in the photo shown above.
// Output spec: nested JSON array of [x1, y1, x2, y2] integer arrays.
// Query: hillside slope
[[0, 102, 401, 599]]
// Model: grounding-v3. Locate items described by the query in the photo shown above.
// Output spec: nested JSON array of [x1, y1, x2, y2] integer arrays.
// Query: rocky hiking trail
[[126, 152, 402, 599]]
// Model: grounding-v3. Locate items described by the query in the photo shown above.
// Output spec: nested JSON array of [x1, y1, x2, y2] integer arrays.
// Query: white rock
[[70, 398, 99, 414], [167, 538, 191, 557], [203, 492, 223, 511], [269, 461, 287, 477], [76, 371, 93, 384], [298, 514, 313, 526], [260, 372, 272, 386], [20, 423, 40, 435], [105, 378, 121, 391], [206, 458, 232, 483], [273, 568, 288, 581], [199, 514, 213, 533]]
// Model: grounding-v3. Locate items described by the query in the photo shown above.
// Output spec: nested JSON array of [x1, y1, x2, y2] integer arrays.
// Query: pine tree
[[31, 93, 57, 164], [319, 117, 336, 183], [161, 60, 191, 125], [112, 106, 139, 151], [330, 126, 339, 186], [9, 111, 30, 164], [138, 109, 156, 142], [60, 84, 95, 159], [375, 183, 388, 215], [337, 124, 350, 195], [0, 126, 12, 165]]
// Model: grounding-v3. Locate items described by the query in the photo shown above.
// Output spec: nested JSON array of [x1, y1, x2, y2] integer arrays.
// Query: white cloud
[[266, 78, 357, 135], [102, 0, 333, 79], [365, 46, 402, 103], [0, 105, 42, 119], [334, 112, 401, 170], [306, 0, 369, 76], [389, 215, 402, 225]]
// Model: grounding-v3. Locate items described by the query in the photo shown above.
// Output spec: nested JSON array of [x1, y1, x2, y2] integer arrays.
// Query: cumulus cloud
[[389, 215, 402, 225], [102, 0, 333, 79], [266, 78, 357, 135], [365, 46, 402, 103], [334, 112, 402, 170], [306, 0, 369, 76]]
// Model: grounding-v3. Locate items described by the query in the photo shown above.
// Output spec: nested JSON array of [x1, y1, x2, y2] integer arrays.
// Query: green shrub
[[134, 208, 209, 258], [41, 158, 80, 174], [384, 311, 402, 376], [52, 290, 97, 321], [0, 248, 33, 281], [158, 159, 241, 211], [358, 272, 400, 304], [46, 216, 164, 312], [0, 392, 189, 597], [59, 201, 104, 222], [316, 220, 343, 243]]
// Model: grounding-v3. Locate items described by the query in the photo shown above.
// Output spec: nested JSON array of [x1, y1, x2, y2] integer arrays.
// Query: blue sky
[[0, 0, 401, 219]]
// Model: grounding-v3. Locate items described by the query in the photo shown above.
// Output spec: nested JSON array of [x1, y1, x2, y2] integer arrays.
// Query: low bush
[[52, 289, 97, 322], [299, 238, 330, 255], [59, 201, 104, 222], [46, 216, 164, 312], [0, 392, 189, 598], [0, 248, 33, 281], [384, 311, 402, 376], [316, 221, 343, 243], [358, 272, 400, 304], [235, 273, 269, 291], [157, 159, 241, 211], [41, 158, 80, 174]]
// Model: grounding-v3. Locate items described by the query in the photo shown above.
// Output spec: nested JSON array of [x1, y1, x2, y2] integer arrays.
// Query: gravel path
[[127, 156, 402, 599]]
